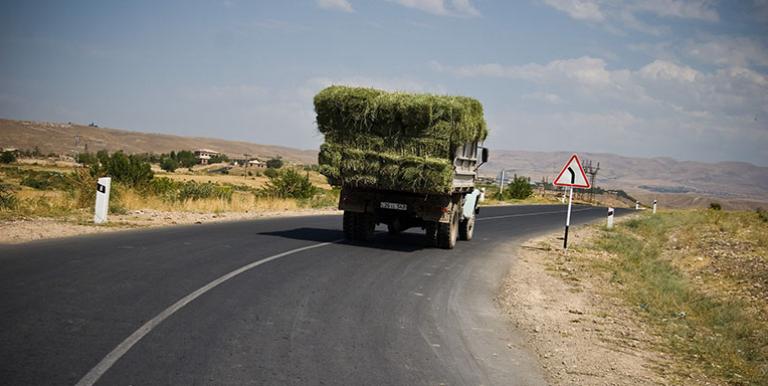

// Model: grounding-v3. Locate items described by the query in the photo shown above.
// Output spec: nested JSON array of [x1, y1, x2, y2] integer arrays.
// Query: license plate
[[380, 202, 407, 211]]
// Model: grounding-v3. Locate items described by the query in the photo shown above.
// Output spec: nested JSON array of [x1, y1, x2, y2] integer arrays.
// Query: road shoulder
[[497, 216, 677, 385]]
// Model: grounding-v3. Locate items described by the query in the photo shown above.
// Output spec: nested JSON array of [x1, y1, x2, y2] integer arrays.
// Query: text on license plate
[[380, 202, 407, 211]]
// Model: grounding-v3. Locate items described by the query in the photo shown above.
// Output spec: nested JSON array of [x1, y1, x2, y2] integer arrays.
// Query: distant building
[[231, 157, 266, 168], [194, 148, 220, 165]]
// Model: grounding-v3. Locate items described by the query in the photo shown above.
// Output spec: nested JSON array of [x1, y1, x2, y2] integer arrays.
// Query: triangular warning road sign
[[553, 154, 591, 188]]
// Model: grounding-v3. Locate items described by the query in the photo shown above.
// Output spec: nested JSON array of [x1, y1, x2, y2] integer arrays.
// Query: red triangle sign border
[[553, 153, 591, 188]]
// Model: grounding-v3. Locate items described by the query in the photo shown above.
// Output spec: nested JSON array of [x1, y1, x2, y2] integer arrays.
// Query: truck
[[339, 143, 489, 249], [314, 85, 490, 249]]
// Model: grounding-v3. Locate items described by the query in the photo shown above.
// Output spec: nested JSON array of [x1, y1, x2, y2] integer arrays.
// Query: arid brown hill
[[0, 119, 317, 164]]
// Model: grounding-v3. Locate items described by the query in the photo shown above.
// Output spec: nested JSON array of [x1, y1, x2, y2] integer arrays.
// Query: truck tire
[[459, 212, 475, 241], [353, 212, 375, 241], [437, 208, 459, 249], [343, 211, 356, 240]]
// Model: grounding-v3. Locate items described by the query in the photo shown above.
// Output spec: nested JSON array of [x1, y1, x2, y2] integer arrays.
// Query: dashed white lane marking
[[75, 240, 340, 386], [476, 207, 597, 221]]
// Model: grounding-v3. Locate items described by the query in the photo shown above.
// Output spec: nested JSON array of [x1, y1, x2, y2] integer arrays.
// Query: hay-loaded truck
[[315, 86, 489, 249]]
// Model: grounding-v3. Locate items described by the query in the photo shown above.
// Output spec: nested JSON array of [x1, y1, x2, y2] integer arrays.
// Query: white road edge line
[[476, 207, 597, 221], [75, 240, 340, 386]]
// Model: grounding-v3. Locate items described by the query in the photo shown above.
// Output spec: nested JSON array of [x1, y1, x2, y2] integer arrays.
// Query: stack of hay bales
[[315, 86, 487, 194]]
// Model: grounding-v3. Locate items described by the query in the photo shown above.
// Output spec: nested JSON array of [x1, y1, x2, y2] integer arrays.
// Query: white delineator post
[[94, 177, 111, 224], [564, 186, 574, 250], [635, 201, 640, 210], [607, 207, 614, 229], [653, 199, 657, 214]]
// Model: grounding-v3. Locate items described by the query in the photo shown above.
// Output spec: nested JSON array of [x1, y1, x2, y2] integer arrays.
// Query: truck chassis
[[339, 187, 480, 249]]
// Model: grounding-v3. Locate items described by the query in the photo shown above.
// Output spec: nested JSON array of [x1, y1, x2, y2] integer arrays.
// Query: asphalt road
[[0, 204, 627, 385]]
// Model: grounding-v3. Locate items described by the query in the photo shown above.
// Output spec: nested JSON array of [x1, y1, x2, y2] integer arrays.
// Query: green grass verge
[[592, 211, 767, 384]]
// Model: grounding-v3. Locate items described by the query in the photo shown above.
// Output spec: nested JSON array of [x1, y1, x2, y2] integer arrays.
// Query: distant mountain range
[[485, 150, 768, 210], [2, 118, 766, 209]]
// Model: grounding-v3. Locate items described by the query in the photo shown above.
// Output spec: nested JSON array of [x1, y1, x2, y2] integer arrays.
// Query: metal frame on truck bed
[[340, 143, 489, 249]]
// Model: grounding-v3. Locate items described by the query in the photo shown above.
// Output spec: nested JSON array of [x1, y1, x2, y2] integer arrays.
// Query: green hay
[[318, 144, 454, 193], [315, 86, 487, 193], [315, 86, 487, 145]]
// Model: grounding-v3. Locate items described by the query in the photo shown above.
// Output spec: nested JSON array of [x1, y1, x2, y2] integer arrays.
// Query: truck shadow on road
[[258, 227, 431, 253]]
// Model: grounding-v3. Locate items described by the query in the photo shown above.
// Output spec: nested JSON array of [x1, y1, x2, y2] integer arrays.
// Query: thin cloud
[[391, 0, 480, 17], [317, 0, 354, 13], [540, 0, 719, 34]]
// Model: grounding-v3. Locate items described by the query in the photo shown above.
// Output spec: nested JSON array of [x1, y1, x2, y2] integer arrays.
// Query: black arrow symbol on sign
[[567, 167, 575, 184]]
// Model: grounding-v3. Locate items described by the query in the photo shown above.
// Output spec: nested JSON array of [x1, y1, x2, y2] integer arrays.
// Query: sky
[[1, 0, 767, 165]]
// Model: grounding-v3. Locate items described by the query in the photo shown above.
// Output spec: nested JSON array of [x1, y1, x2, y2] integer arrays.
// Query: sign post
[[635, 201, 640, 210], [653, 199, 657, 214], [553, 154, 591, 250], [94, 177, 111, 224], [607, 207, 614, 229]]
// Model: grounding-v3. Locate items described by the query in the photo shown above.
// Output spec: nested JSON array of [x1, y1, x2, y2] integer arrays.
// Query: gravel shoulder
[[497, 216, 681, 385]]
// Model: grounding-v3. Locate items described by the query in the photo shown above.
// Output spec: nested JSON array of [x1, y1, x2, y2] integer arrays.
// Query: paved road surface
[[0, 204, 627, 385]]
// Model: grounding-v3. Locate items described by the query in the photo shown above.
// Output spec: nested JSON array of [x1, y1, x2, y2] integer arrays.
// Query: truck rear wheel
[[343, 211, 375, 241], [343, 211, 356, 240], [459, 213, 475, 241], [437, 208, 459, 249]]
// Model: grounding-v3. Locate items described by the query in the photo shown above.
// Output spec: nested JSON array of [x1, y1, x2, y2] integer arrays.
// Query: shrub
[[710, 202, 722, 211], [757, 208, 768, 223], [261, 169, 318, 199], [266, 157, 284, 169], [160, 157, 179, 172], [65, 168, 99, 208], [20, 170, 67, 190], [146, 177, 232, 202], [263, 168, 279, 178], [76, 152, 99, 165], [98, 151, 154, 188], [505, 175, 533, 200], [1, 151, 17, 164], [175, 150, 197, 167], [0, 182, 18, 209]]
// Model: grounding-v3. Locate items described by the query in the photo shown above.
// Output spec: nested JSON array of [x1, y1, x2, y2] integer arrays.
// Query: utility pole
[[583, 159, 600, 203]]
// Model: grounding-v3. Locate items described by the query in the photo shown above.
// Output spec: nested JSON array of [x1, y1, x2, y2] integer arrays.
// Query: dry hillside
[[0, 119, 317, 164], [2, 118, 766, 209]]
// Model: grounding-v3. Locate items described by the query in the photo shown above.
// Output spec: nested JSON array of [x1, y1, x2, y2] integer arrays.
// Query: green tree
[[262, 169, 317, 199], [160, 157, 179, 172], [0, 151, 17, 164], [504, 175, 533, 200], [209, 154, 229, 164], [266, 157, 284, 169], [76, 152, 98, 165], [175, 150, 197, 167], [99, 151, 154, 187]]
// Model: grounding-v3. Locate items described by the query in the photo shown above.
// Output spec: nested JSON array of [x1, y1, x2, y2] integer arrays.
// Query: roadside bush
[[76, 152, 99, 165], [263, 168, 279, 179], [261, 168, 318, 199], [497, 175, 533, 200], [1, 151, 17, 164], [65, 168, 99, 208], [757, 208, 768, 223], [178, 181, 232, 201], [160, 157, 179, 172], [147, 177, 232, 202], [0, 182, 18, 209], [95, 151, 154, 188], [710, 202, 722, 211], [20, 170, 67, 190]]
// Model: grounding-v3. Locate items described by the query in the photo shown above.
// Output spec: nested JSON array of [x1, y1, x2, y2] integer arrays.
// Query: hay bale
[[315, 86, 486, 193]]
